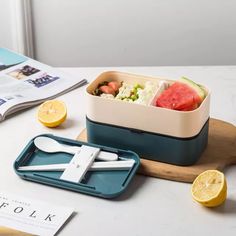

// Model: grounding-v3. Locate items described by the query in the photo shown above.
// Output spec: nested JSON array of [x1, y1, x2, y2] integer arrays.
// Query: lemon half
[[191, 170, 227, 207], [37, 100, 67, 127]]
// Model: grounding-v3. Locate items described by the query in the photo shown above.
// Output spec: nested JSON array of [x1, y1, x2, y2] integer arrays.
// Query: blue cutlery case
[[14, 134, 140, 199]]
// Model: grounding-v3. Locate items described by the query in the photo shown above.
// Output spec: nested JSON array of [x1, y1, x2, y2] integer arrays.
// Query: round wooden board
[[76, 118, 236, 183]]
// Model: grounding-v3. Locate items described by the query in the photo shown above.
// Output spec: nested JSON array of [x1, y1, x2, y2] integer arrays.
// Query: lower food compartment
[[86, 117, 209, 166]]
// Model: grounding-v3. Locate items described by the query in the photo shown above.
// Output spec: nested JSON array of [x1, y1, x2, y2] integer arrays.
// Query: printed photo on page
[[0, 48, 87, 121]]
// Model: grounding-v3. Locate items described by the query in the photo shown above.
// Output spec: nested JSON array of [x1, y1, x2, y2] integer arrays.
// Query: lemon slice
[[37, 100, 67, 127], [191, 170, 227, 207]]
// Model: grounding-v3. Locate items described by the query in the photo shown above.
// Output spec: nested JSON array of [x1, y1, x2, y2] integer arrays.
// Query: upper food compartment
[[87, 71, 161, 106], [86, 71, 210, 138]]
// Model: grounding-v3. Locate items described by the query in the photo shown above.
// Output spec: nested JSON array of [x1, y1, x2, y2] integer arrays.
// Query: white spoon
[[34, 136, 118, 161]]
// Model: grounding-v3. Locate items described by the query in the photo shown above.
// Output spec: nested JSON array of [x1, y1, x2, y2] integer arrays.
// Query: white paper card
[[0, 192, 74, 236]]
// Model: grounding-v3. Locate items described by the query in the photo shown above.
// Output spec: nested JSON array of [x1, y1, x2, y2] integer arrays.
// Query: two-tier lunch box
[[86, 71, 211, 166]]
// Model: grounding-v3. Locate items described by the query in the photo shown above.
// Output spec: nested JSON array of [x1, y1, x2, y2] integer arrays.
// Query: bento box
[[86, 71, 211, 166]]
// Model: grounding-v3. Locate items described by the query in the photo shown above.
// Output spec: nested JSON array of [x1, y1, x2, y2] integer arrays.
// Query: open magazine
[[0, 48, 87, 121]]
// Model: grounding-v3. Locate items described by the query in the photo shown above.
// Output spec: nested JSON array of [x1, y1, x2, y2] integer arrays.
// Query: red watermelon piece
[[156, 82, 202, 111]]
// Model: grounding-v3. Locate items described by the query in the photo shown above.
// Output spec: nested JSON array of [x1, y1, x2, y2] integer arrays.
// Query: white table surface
[[1, 66, 236, 236]]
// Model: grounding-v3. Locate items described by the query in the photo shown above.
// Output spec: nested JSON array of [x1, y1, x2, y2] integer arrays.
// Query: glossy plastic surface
[[87, 117, 209, 166], [14, 134, 140, 198]]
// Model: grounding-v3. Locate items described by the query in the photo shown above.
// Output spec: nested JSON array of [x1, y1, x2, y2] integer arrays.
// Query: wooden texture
[[77, 118, 236, 183]]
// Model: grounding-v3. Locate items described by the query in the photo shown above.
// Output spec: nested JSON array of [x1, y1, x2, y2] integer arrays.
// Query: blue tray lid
[[14, 134, 140, 199]]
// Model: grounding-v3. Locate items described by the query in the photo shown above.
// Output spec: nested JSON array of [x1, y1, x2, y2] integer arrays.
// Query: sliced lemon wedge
[[37, 100, 67, 127], [191, 170, 227, 207]]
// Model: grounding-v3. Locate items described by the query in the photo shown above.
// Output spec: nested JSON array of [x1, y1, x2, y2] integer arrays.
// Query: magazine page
[[0, 48, 87, 121], [0, 191, 74, 236]]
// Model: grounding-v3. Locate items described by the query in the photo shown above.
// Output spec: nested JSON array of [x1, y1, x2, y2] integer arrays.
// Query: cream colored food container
[[86, 71, 210, 138], [85, 71, 210, 165]]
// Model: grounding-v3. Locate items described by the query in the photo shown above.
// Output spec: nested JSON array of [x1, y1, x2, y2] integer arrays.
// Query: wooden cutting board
[[76, 118, 236, 183]]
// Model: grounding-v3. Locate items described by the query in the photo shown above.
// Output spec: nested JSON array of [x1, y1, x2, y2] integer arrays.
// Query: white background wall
[[0, 0, 14, 49], [1, 0, 236, 66]]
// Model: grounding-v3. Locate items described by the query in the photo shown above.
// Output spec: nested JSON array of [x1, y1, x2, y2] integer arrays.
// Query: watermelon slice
[[179, 77, 206, 101], [156, 78, 205, 111]]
